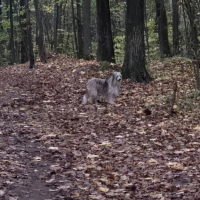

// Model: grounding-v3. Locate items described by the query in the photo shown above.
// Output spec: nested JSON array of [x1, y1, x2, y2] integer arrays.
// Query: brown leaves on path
[[0, 55, 200, 199]]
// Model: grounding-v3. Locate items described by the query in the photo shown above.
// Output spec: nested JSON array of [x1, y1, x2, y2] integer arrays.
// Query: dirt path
[[0, 133, 52, 200], [0, 59, 81, 200], [0, 127, 76, 200]]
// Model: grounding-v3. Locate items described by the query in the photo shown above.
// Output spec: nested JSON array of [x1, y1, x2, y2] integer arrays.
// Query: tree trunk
[[0, 0, 2, 31], [155, 0, 171, 58], [20, 0, 28, 63], [83, 0, 91, 60], [96, 0, 115, 63], [9, 0, 15, 64], [13, 3, 19, 63], [181, 0, 189, 55], [172, 0, 179, 55], [144, 0, 150, 62], [25, 0, 35, 68], [77, 0, 83, 58], [34, 0, 46, 63], [57, 2, 62, 52], [0, 0, 3, 64], [71, 0, 78, 57], [184, 0, 200, 90], [122, 0, 152, 83], [54, 0, 58, 53]]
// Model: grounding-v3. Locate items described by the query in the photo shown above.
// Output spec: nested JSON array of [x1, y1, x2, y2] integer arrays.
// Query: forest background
[[1, 0, 200, 86], [0, 0, 198, 66]]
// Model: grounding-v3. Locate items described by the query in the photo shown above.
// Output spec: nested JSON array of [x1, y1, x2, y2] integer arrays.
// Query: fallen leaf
[[148, 158, 158, 164], [33, 156, 42, 162], [99, 186, 109, 192], [87, 154, 99, 159]]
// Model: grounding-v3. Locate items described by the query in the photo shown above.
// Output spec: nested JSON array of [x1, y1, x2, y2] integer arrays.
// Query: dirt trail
[[1, 134, 52, 200]]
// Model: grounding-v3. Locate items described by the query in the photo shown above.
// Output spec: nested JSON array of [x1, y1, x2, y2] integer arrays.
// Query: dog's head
[[110, 72, 122, 87], [113, 72, 122, 82]]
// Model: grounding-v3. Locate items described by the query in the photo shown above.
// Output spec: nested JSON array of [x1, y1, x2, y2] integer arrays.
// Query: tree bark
[[122, 0, 152, 83], [9, 0, 15, 64], [155, 0, 171, 58], [57, 2, 62, 52], [34, 0, 46, 63], [172, 0, 179, 55], [184, 0, 200, 90], [71, 0, 78, 57], [20, 0, 28, 63], [54, 0, 58, 53], [0, 0, 2, 31], [144, 0, 150, 62], [25, 0, 35, 68], [96, 0, 115, 63], [181, 0, 189, 55], [77, 0, 83, 58], [83, 0, 91, 60]]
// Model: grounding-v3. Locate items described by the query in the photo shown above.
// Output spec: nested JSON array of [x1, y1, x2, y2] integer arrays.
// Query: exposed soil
[[0, 55, 200, 200]]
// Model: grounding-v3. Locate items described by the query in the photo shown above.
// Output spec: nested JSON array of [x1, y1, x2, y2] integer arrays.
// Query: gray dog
[[82, 72, 122, 104]]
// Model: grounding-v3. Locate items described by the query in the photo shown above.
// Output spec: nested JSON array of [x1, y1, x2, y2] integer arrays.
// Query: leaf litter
[[0, 55, 200, 199]]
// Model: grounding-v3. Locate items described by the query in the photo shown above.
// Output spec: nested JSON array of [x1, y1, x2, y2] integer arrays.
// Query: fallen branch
[[169, 81, 178, 114]]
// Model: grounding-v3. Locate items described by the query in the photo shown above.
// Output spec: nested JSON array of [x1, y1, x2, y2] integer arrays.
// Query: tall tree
[[183, 0, 200, 90], [77, 0, 83, 58], [181, 0, 189, 55], [83, 0, 91, 60], [9, 0, 15, 64], [20, 0, 28, 63], [172, 0, 179, 55], [0, 0, 3, 64], [54, 0, 58, 53], [34, 0, 46, 63], [71, 0, 78, 57], [122, 0, 152, 83], [0, 0, 2, 31], [25, 0, 35, 68], [57, 2, 62, 52], [155, 0, 171, 58], [96, 0, 115, 62]]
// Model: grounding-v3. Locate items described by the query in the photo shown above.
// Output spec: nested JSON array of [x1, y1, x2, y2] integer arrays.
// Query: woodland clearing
[[0, 55, 200, 200]]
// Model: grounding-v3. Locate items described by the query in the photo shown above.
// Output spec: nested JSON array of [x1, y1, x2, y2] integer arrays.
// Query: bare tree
[[9, 0, 15, 64], [34, 0, 46, 63], [25, 0, 34, 68], [77, 0, 83, 58], [172, 0, 179, 55], [122, 0, 152, 83], [96, 0, 115, 62], [54, 0, 58, 53], [20, 0, 28, 63], [155, 0, 171, 58], [71, 0, 78, 57], [83, 0, 91, 60], [183, 0, 200, 90]]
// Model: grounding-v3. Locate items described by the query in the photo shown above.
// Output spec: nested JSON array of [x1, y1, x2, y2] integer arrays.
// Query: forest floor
[[0, 55, 200, 200]]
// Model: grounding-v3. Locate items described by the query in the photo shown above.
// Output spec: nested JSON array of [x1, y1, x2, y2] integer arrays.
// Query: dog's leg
[[87, 96, 92, 104], [92, 97, 97, 104], [87, 96, 97, 104], [82, 90, 89, 104], [108, 95, 115, 104], [82, 94, 88, 104], [91, 90, 98, 104]]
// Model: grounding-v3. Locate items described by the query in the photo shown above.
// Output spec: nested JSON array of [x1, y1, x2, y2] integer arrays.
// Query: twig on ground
[[169, 81, 178, 114]]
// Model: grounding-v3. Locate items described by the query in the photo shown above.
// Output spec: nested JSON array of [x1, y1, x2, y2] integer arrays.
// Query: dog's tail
[[82, 94, 88, 104]]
